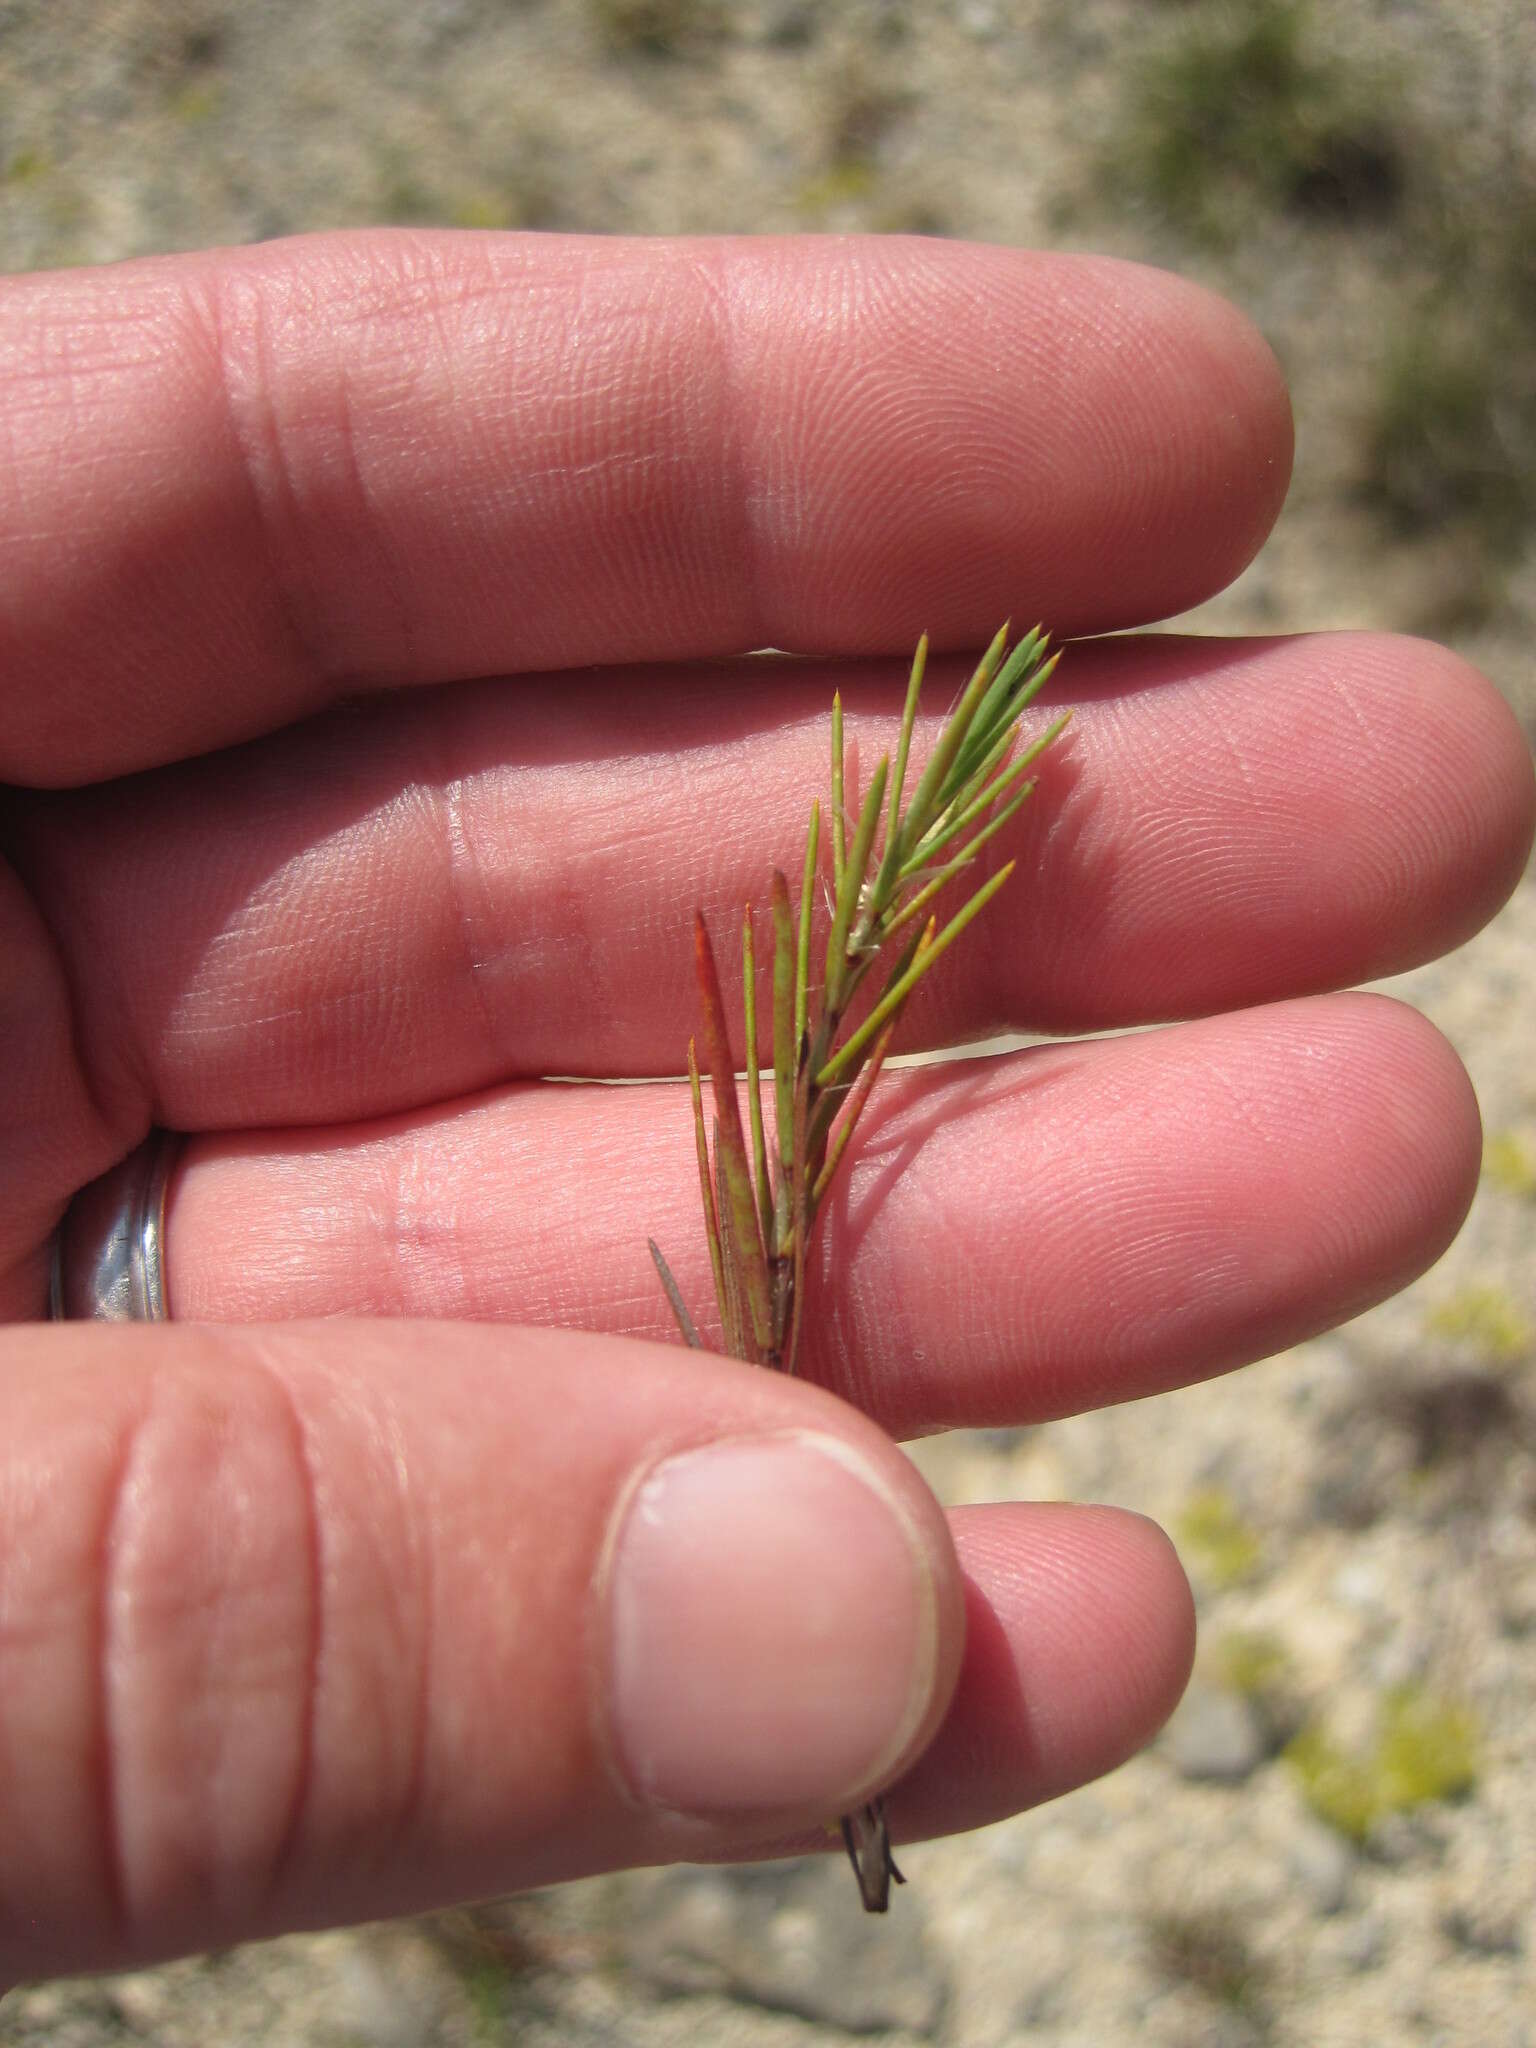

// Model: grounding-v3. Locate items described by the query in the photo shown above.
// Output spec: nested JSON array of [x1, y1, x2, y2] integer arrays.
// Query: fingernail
[[606, 1431, 939, 1818]]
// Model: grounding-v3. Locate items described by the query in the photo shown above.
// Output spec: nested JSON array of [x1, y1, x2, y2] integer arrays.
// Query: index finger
[[0, 232, 1291, 786]]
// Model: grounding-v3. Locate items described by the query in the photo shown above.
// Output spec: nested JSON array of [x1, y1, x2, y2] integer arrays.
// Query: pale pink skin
[[0, 232, 1531, 1985]]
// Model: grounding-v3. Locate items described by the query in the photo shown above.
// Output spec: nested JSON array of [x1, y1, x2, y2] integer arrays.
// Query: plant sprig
[[648, 623, 1068, 1910]]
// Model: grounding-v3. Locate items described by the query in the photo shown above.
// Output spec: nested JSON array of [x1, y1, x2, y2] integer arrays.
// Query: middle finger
[[7, 628, 1528, 1134], [162, 991, 1479, 1440]]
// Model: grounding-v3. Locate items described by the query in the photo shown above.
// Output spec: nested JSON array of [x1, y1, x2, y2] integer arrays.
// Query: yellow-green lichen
[[1425, 1283, 1533, 1364], [1483, 1131, 1536, 1201], [1212, 1627, 1292, 1700], [1286, 1687, 1479, 1843], [1174, 1487, 1264, 1589]]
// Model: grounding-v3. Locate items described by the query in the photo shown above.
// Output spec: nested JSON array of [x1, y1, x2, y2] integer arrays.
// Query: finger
[[0, 1320, 1191, 1981], [674, 1501, 1194, 1876], [0, 1320, 964, 1982], [0, 233, 1291, 785], [155, 994, 1478, 1439], [886, 1505, 1195, 1846], [8, 633, 1531, 1140]]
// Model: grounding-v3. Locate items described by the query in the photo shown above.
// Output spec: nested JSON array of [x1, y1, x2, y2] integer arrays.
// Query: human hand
[[2, 232, 1531, 1985]]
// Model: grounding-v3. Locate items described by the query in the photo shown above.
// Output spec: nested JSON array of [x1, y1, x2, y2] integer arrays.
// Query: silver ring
[[50, 1131, 180, 1321]]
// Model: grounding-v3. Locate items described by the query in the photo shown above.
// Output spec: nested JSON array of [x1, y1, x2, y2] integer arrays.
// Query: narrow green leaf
[[955, 627, 1045, 773], [904, 707, 1069, 881], [898, 622, 1009, 859], [806, 922, 924, 1158], [954, 648, 1060, 788], [901, 747, 1036, 881], [870, 632, 928, 911], [648, 1238, 703, 1348], [811, 1012, 899, 1210], [694, 912, 774, 1356], [770, 869, 796, 1192], [831, 693, 846, 894], [817, 859, 1017, 1086], [742, 906, 772, 1248], [861, 916, 928, 1024], [804, 1070, 852, 1175], [889, 633, 928, 830], [887, 785, 1033, 935], [904, 727, 1018, 877], [824, 755, 889, 1011], [796, 801, 820, 1056], [714, 1122, 747, 1359], [688, 1038, 725, 1322], [784, 1065, 810, 1375], [941, 702, 1021, 823]]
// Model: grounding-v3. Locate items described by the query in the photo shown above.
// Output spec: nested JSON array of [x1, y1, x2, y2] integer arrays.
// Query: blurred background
[[1, 2, 1532, 2043]]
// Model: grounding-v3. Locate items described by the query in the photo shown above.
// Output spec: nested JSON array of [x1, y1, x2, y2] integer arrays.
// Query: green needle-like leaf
[[886, 786, 1033, 936], [889, 633, 928, 828], [902, 707, 1069, 882], [805, 922, 924, 1160], [811, 1012, 899, 1208], [901, 748, 1036, 880], [955, 627, 1045, 771], [771, 869, 796, 1186], [898, 622, 1009, 858], [871, 633, 929, 910], [742, 906, 771, 1245], [796, 800, 819, 1055], [955, 647, 1060, 786], [824, 755, 889, 1010], [831, 693, 846, 893], [714, 1123, 746, 1359], [817, 859, 1017, 1086], [785, 1069, 809, 1374]]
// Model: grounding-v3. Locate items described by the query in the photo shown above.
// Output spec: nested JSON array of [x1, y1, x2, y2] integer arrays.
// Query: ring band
[[50, 1131, 180, 1321]]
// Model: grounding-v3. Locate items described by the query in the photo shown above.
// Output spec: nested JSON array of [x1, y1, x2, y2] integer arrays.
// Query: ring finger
[[157, 990, 1479, 1440]]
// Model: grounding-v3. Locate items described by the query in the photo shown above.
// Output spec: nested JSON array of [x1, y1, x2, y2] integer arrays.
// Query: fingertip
[[1150, 262, 1295, 588], [1055, 254, 1294, 620], [1410, 634, 1536, 901], [1099, 1507, 1198, 1740], [888, 1502, 1197, 1841], [1328, 991, 1483, 1258], [959, 1502, 1196, 1761]]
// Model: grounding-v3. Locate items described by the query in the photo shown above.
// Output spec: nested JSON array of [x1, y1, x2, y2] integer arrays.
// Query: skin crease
[[0, 232, 1531, 1984]]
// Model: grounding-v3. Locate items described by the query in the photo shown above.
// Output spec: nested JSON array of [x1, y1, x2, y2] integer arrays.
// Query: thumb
[[0, 1320, 962, 1982]]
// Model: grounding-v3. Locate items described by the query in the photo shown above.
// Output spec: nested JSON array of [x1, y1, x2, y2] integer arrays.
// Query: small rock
[[1333, 1559, 1388, 1612], [1289, 1820, 1355, 1915], [5, 1985, 64, 2027], [1437, 1842, 1529, 1958], [759, 1, 815, 46], [1441, 1896, 1525, 1956], [1496, 1566, 1536, 1637], [108, 1973, 170, 2032], [1163, 1684, 1268, 1784], [1336, 1911, 1388, 1973], [332, 1948, 441, 2048], [1365, 1809, 1447, 1867]]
